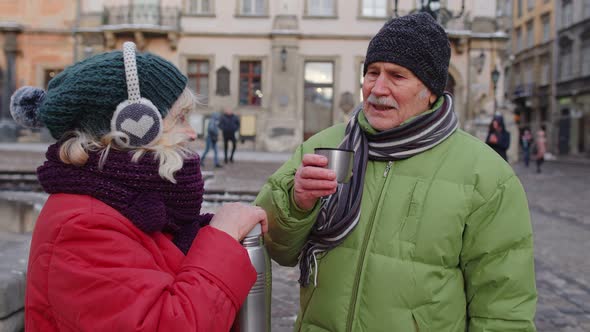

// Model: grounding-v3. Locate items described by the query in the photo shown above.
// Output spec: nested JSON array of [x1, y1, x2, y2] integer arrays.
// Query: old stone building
[[1, 0, 509, 153], [553, 0, 590, 157], [0, 0, 76, 141], [508, 0, 555, 148]]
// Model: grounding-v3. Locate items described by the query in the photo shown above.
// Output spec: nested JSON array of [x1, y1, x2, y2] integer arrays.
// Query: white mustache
[[366, 94, 399, 109]]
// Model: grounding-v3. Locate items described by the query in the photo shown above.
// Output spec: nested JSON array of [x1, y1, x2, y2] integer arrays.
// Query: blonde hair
[[59, 88, 201, 183]]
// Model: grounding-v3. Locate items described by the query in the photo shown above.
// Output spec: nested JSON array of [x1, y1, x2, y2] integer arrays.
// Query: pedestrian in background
[[219, 107, 240, 163], [521, 128, 533, 167], [10, 42, 266, 331], [200, 111, 222, 168], [485, 114, 511, 161], [535, 125, 547, 173], [256, 13, 536, 332]]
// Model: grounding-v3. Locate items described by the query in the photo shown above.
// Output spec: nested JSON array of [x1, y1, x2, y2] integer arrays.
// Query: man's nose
[[371, 74, 389, 96]]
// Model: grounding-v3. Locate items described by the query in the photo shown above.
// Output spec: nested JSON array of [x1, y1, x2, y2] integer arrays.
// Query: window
[[82, 0, 103, 13], [44, 69, 63, 89], [362, 0, 387, 17], [304, 62, 334, 139], [187, 60, 209, 101], [239, 61, 262, 106], [540, 56, 550, 85], [527, 0, 534, 11], [131, 0, 159, 25], [583, 38, 590, 76], [561, 0, 573, 28], [515, 27, 522, 52], [504, 0, 512, 17], [517, 0, 522, 17], [307, 0, 335, 16], [559, 41, 573, 81], [514, 64, 522, 87], [585, 0, 590, 18], [526, 20, 534, 48], [542, 14, 550, 43], [240, 0, 265, 16], [524, 61, 533, 84], [188, 0, 212, 14]]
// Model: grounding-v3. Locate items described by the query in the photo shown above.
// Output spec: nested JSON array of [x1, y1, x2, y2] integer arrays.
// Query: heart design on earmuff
[[121, 115, 155, 139]]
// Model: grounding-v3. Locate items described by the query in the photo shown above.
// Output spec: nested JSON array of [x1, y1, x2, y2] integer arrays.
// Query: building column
[[0, 30, 20, 142]]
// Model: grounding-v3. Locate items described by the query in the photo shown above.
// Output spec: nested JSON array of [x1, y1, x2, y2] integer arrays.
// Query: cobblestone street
[[0, 144, 589, 331], [267, 161, 590, 332]]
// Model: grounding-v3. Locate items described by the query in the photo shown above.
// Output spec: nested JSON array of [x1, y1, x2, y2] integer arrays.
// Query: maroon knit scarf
[[37, 143, 211, 254]]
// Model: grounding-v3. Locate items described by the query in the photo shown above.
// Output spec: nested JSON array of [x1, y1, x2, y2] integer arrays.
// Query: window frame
[[358, 0, 389, 19], [238, 60, 264, 107], [187, 59, 211, 102], [303, 60, 336, 139], [236, 0, 268, 17], [527, 0, 535, 11], [541, 13, 551, 43], [526, 19, 534, 49], [559, 39, 573, 81], [304, 0, 338, 18], [561, 0, 573, 29], [185, 0, 215, 16]]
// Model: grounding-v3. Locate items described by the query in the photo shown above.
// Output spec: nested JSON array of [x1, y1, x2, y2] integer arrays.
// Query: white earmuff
[[111, 42, 163, 148]]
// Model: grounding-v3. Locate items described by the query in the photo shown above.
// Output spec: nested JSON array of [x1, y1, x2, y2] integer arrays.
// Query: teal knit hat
[[10, 49, 187, 139]]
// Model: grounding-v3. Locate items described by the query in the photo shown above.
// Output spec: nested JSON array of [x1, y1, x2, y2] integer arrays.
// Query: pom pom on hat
[[10, 86, 46, 128]]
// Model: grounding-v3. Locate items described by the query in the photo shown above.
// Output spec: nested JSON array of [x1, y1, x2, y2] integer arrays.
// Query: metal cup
[[314, 148, 354, 183]]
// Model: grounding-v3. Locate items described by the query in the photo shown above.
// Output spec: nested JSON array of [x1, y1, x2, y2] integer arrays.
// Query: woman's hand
[[210, 203, 268, 241]]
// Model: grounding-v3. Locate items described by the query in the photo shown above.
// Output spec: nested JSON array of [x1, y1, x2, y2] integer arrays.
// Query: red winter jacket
[[25, 194, 256, 331]]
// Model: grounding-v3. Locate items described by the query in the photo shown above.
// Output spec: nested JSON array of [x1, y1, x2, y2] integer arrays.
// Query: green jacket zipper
[[345, 161, 394, 332]]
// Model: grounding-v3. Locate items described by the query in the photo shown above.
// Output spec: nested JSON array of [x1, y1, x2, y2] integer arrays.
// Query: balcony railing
[[103, 4, 180, 29]]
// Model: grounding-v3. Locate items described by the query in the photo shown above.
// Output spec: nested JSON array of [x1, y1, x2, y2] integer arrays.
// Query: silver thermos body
[[231, 223, 271, 332]]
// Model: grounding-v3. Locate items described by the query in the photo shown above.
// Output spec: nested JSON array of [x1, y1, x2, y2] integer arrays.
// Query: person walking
[[256, 13, 536, 332], [10, 42, 267, 332], [535, 126, 547, 173], [200, 112, 222, 168], [219, 108, 240, 163], [521, 128, 533, 167], [485, 114, 511, 161]]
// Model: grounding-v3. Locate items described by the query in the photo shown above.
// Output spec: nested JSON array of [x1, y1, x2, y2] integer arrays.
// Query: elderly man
[[255, 12, 537, 332]]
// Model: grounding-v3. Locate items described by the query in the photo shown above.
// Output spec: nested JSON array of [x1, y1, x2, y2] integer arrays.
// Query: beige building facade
[[0, 0, 76, 140], [553, 0, 590, 157], [1, 0, 509, 154], [508, 0, 556, 153]]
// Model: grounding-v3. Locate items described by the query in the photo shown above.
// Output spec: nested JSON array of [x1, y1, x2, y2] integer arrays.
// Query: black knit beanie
[[363, 12, 451, 97]]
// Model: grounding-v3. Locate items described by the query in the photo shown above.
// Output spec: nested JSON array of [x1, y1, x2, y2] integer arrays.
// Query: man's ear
[[429, 94, 437, 105]]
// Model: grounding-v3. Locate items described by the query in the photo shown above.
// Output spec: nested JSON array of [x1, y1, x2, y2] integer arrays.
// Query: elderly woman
[[10, 42, 266, 332]]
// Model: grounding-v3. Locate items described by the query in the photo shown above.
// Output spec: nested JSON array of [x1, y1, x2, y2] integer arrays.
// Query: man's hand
[[293, 154, 338, 211]]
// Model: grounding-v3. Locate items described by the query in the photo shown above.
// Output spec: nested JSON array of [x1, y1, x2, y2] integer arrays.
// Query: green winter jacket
[[255, 113, 537, 332]]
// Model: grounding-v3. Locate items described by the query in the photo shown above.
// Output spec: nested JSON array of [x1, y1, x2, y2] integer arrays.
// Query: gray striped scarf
[[299, 93, 458, 287]]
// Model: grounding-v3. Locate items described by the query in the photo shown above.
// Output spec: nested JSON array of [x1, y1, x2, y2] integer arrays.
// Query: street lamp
[[491, 66, 501, 115], [394, 0, 465, 25]]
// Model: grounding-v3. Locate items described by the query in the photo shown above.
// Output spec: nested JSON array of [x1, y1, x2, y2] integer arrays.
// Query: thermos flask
[[231, 223, 271, 332]]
